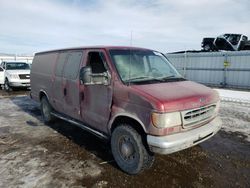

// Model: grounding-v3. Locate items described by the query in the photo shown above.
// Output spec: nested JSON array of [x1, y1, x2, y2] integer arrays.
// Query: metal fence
[[166, 51, 250, 89], [0, 54, 33, 64]]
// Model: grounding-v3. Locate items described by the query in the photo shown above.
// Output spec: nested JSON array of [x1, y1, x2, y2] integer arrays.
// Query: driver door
[[80, 50, 113, 133]]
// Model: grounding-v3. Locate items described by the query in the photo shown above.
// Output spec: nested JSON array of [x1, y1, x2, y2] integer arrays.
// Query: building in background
[[0, 53, 33, 65]]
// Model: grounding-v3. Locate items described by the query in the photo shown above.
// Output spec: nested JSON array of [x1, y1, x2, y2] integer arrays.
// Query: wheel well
[[111, 116, 146, 137], [110, 116, 151, 152], [39, 91, 47, 101]]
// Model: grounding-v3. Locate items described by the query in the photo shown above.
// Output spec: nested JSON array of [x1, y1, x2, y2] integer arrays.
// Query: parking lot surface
[[0, 90, 249, 188]]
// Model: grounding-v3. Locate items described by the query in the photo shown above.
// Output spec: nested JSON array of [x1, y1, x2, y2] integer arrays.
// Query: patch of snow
[[220, 102, 250, 142], [214, 88, 250, 104]]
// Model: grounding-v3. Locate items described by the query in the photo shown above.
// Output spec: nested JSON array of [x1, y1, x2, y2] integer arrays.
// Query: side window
[[55, 52, 68, 77], [88, 52, 106, 73], [63, 51, 83, 80], [0, 67, 3, 72]]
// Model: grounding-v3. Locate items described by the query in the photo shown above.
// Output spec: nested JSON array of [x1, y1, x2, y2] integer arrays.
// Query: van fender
[[108, 111, 147, 135], [39, 89, 50, 102]]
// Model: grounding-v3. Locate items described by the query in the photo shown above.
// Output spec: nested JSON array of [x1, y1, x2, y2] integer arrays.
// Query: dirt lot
[[0, 90, 249, 188]]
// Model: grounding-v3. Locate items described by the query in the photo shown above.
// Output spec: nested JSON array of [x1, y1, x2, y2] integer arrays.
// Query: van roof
[[35, 46, 153, 55]]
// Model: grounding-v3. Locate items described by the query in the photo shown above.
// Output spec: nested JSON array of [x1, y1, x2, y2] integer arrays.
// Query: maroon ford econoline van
[[30, 46, 221, 174]]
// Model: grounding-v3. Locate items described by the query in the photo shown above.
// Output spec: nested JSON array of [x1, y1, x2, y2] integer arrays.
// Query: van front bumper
[[147, 117, 222, 154], [9, 82, 30, 87]]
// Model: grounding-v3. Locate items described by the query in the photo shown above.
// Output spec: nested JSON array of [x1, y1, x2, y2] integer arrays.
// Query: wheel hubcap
[[5, 83, 9, 90], [119, 137, 135, 161], [205, 45, 210, 51]]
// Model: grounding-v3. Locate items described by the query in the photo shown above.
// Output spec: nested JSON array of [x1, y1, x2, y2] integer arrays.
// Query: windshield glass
[[6, 63, 30, 70], [109, 49, 182, 83]]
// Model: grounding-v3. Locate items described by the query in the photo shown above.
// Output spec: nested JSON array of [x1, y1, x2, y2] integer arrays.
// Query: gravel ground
[[0, 90, 249, 188]]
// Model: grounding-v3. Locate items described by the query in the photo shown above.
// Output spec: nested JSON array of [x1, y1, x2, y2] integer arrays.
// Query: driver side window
[[88, 52, 107, 74]]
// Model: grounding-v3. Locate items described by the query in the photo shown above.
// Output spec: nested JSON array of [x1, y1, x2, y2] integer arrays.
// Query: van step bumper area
[[51, 112, 108, 140], [147, 117, 222, 154]]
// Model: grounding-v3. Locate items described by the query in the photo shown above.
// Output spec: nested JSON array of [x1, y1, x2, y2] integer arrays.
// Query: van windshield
[[6, 63, 30, 70], [109, 49, 183, 84]]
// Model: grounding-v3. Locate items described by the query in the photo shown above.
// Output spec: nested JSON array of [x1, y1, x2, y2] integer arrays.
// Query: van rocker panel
[[51, 111, 108, 140]]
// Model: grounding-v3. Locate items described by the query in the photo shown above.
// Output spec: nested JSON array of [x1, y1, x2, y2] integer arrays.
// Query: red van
[[30, 46, 221, 174]]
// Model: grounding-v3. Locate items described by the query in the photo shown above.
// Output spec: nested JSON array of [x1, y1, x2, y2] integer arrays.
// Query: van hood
[[6, 70, 30, 74], [130, 81, 219, 112]]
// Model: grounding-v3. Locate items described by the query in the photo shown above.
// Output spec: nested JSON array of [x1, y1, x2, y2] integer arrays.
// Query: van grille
[[182, 104, 216, 128], [19, 74, 30, 79]]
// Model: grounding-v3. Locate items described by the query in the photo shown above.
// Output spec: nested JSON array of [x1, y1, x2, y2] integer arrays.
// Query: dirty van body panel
[[108, 80, 218, 137], [31, 52, 58, 102], [52, 52, 68, 113], [131, 81, 219, 112], [62, 51, 84, 120], [80, 50, 113, 134], [130, 81, 218, 136], [109, 81, 153, 134], [62, 77, 81, 119], [82, 85, 112, 131]]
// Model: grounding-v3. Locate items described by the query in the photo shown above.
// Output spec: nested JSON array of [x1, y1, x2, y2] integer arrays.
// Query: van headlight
[[151, 112, 182, 128]]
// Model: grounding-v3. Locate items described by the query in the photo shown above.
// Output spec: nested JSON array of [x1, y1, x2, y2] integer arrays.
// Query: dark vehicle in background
[[202, 33, 250, 51], [31, 46, 221, 174]]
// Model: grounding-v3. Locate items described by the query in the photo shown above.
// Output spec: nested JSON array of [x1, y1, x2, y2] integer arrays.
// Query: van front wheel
[[41, 97, 55, 123], [111, 125, 154, 174], [4, 79, 12, 92]]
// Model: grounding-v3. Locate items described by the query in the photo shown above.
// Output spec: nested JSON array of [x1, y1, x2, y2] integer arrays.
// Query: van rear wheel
[[41, 97, 55, 123], [111, 124, 154, 174]]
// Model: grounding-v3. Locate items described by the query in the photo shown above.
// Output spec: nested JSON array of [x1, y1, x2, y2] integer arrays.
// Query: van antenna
[[129, 30, 133, 86]]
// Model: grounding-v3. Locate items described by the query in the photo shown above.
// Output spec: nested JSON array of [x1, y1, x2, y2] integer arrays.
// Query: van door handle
[[64, 88, 67, 96]]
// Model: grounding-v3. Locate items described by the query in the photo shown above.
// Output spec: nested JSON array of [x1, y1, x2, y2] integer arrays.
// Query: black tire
[[243, 45, 250, 50], [4, 79, 12, 92], [40, 96, 55, 123], [111, 125, 154, 174], [144, 151, 155, 169]]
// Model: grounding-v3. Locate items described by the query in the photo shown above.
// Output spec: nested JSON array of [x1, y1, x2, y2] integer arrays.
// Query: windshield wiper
[[125, 75, 186, 84], [125, 76, 150, 82], [158, 75, 186, 81], [125, 76, 163, 83]]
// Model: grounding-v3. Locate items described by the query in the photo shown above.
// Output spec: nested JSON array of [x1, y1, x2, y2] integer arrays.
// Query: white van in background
[[0, 62, 30, 91]]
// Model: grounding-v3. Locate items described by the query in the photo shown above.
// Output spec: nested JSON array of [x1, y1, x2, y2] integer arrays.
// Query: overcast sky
[[0, 0, 250, 54]]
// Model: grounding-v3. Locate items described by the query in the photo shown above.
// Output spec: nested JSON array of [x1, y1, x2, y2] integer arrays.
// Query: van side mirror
[[80, 66, 92, 84], [80, 66, 111, 85]]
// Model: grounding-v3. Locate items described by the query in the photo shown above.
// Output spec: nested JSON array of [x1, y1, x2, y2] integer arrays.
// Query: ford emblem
[[200, 97, 206, 103]]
